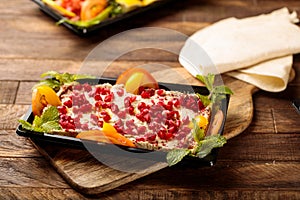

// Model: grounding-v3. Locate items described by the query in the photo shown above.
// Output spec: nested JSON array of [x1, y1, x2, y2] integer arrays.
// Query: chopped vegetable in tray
[[41, 0, 160, 28]]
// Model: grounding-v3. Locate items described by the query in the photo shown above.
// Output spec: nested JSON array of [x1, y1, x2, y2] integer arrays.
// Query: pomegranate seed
[[95, 87, 102, 95], [80, 104, 92, 113], [146, 133, 156, 141], [137, 126, 146, 133], [129, 96, 136, 103], [83, 84, 92, 92], [94, 94, 102, 101], [126, 119, 135, 128], [124, 97, 131, 107], [157, 89, 165, 96], [90, 114, 98, 123], [136, 113, 145, 122], [136, 137, 146, 142], [144, 113, 151, 123], [101, 102, 111, 109], [138, 86, 145, 94], [58, 106, 67, 114], [165, 132, 173, 140], [95, 101, 101, 109], [141, 108, 149, 115], [127, 106, 135, 115], [103, 115, 111, 122], [104, 93, 113, 102], [81, 123, 89, 130], [157, 129, 167, 140], [141, 91, 151, 98], [114, 125, 123, 134], [98, 121, 104, 128], [74, 84, 82, 91], [116, 89, 124, 97], [100, 88, 109, 95], [198, 100, 205, 110], [111, 103, 119, 113], [118, 111, 126, 119], [137, 102, 147, 111], [63, 100, 72, 108], [173, 98, 181, 108]]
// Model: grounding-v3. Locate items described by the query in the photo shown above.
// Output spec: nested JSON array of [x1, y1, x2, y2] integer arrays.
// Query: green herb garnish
[[166, 73, 231, 166], [19, 106, 61, 133], [34, 71, 95, 91]]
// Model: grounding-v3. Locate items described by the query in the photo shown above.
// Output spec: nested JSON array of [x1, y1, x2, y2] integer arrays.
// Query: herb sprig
[[19, 106, 61, 133], [34, 71, 95, 91], [166, 73, 232, 166]]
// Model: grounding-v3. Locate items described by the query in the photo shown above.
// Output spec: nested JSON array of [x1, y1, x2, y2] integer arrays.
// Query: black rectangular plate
[[31, 0, 175, 35], [16, 77, 229, 166]]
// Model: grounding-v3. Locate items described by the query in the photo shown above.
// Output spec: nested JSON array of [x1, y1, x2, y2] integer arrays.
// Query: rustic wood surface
[[1, 0, 300, 199]]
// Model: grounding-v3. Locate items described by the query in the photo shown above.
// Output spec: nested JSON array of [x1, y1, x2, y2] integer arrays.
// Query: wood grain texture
[[0, 105, 29, 130], [0, 130, 41, 158], [0, 81, 19, 104]]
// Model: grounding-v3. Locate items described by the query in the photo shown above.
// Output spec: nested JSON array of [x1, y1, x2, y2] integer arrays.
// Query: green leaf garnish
[[196, 73, 233, 105], [195, 135, 227, 158], [35, 71, 95, 91], [196, 94, 211, 107], [167, 149, 190, 166], [192, 118, 205, 143], [19, 106, 61, 133]]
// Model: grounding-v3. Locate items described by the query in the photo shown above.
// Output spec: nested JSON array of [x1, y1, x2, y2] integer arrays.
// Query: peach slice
[[116, 68, 159, 94], [76, 123, 136, 147], [32, 85, 61, 116]]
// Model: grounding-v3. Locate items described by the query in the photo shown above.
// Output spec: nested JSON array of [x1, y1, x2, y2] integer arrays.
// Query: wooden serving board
[[30, 69, 258, 195]]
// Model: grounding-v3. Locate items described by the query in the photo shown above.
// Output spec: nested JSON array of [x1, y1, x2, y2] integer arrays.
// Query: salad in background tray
[[33, 0, 172, 34]]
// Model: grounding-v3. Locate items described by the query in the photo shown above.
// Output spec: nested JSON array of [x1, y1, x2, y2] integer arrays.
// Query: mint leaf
[[213, 85, 233, 95], [41, 121, 61, 132], [18, 120, 34, 131], [196, 135, 226, 158], [167, 149, 190, 166], [192, 119, 205, 143], [197, 94, 211, 107], [41, 106, 59, 122], [32, 116, 42, 128], [36, 71, 96, 91], [196, 74, 214, 91], [18, 106, 61, 133]]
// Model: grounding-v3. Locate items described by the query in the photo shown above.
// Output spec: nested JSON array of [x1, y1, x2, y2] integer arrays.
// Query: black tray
[[32, 0, 175, 35], [16, 77, 229, 166]]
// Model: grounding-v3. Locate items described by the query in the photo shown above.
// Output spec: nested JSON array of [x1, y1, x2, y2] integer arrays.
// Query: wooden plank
[[0, 157, 69, 188], [103, 189, 300, 200], [0, 188, 299, 200], [218, 133, 300, 161], [0, 81, 19, 104], [273, 108, 300, 133], [0, 59, 80, 81], [128, 161, 300, 190], [2, 155, 299, 192], [0, 105, 29, 130], [245, 108, 275, 133], [0, 130, 41, 158], [0, 188, 86, 200], [15, 81, 37, 105]]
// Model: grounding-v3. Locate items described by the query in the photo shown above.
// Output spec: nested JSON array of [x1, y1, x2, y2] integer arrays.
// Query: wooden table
[[1, 0, 300, 199]]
